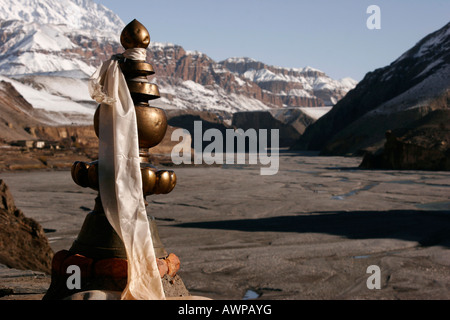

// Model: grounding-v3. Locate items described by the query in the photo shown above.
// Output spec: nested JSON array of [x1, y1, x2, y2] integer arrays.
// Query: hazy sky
[[93, 0, 449, 81]]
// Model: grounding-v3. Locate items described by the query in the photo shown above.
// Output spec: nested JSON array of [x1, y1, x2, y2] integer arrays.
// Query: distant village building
[[35, 141, 45, 149], [9, 140, 60, 150]]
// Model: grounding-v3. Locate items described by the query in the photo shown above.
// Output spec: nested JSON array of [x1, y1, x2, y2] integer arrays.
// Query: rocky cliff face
[[133, 44, 355, 112], [360, 107, 450, 171], [292, 21, 450, 158], [0, 179, 53, 274], [220, 57, 356, 107], [0, 79, 40, 142]]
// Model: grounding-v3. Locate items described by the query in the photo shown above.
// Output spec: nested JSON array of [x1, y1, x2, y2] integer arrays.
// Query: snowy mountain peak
[[0, 0, 127, 77], [400, 22, 450, 61], [0, 0, 124, 34], [219, 57, 357, 106], [223, 57, 258, 64]]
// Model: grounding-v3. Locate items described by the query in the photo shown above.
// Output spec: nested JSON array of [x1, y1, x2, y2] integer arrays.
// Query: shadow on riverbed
[[173, 210, 450, 247]]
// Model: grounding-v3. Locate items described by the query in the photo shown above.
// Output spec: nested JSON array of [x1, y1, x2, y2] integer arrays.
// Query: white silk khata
[[88, 48, 166, 300]]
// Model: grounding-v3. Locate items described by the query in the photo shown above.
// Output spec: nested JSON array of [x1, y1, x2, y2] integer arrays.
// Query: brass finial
[[120, 19, 150, 50], [43, 19, 188, 301]]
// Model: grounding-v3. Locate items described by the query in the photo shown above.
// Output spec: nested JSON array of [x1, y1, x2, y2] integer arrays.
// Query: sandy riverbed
[[1, 153, 450, 300]]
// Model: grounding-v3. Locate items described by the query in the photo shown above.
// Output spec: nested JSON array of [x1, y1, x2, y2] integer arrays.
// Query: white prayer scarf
[[89, 48, 166, 300]]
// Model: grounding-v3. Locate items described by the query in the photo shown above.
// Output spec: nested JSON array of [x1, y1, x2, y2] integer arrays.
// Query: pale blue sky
[[94, 0, 449, 81]]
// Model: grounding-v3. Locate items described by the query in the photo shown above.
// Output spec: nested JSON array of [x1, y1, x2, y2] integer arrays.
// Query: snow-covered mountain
[[0, 0, 124, 34], [0, 0, 123, 78], [0, 0, 357, 127], [220, 57, 356, 106]]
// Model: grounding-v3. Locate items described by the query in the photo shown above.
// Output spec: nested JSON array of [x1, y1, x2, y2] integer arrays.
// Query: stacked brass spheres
[[94, 19, 168, 150], [75, 19, 176, 196], [70, 19, 177, 259], [43, 20, 190, 300]]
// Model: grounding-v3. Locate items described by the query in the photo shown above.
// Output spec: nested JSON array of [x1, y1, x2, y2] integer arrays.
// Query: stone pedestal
[[43, 250, 190, 300]]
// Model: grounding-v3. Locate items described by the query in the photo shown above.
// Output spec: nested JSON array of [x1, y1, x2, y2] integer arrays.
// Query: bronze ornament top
[[75, 19, 175, 195], [120, 19, 151, 49]]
